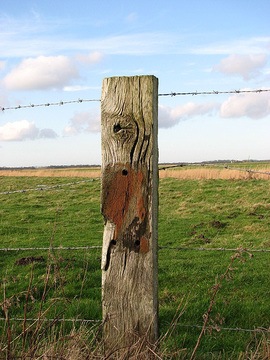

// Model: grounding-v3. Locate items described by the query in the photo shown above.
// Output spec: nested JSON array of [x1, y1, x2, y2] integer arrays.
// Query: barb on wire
[[1, 88, 270, 112]]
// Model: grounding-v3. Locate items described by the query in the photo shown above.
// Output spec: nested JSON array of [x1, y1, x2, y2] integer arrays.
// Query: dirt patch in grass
[[15, 256, 45, 266]]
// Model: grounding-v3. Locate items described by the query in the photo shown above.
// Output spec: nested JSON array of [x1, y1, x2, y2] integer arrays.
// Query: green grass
[[0, 175, 270, 358]]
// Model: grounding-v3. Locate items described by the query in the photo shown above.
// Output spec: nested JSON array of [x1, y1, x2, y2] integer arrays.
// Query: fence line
[[1, 88, 270, 112], [1, 98, 101, 111], [160, 163, 270, 176], [0, 317, 268, 334], [158, 88, 270, 97], [2, 163, 270, 196], [0, 246, 101, 252], [158, 246, 270, 253], [0, 317, 100, 324], [174, 324, 270, 333], [224, 165, 270, 176], [0, 179, 96, 195], [0, 245, 269, 253]]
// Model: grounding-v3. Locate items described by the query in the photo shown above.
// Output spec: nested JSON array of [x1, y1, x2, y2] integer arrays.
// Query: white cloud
[[0, 120, 39, 141], [0, 120, 57, 141], [220, 91, 270, 119], [3, 56, 79, 90], [213, 54, 267, 80], [159, 102, 218, 128], [76, 51, 104, 64], [63, 111, 101, 135]]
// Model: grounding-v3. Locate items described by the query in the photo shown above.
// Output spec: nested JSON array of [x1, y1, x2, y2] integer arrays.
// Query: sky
[[0, 0, 270, 167]]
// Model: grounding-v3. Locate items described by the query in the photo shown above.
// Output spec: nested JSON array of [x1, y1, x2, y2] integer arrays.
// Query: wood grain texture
[[101, 76, 159, 351]]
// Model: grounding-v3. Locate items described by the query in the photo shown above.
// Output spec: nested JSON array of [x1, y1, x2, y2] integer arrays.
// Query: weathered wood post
[[101, 75, 159, 353]]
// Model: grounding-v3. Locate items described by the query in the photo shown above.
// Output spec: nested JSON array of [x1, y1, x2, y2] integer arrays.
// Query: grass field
[[0, 163, 270, 359]]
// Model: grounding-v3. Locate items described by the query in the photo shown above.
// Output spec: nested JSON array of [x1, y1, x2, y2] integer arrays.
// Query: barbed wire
[[0, 317, 100, 323], [158, 88, 270, 97], [174, 324, 270, 333], [1, 98, 100, 112], [0, 178, 97, 195], [0, 246, 101, 252], [224, 165, 270, 176], [1, 88, 270, 112], [158, 246, 270, 253], [2, 163, 270, 196], [0, 245, 269, 253], [160, 162, 270, 177], [0, 317, 268, 334]]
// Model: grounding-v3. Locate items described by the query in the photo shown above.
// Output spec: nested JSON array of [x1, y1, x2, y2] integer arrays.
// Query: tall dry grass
[[159, 167, 270, 180], [0, 168, 101, 178]]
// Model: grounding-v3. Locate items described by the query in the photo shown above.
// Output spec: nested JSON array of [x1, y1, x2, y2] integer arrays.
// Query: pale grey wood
[[101, 75, 159, 352]]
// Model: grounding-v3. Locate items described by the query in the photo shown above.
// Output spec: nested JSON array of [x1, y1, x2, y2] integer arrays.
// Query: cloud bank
[[3, 56, 79, 90], [214, 54, 267, 80], [0, 120, 57, 141], [220, 91, 270, 119]]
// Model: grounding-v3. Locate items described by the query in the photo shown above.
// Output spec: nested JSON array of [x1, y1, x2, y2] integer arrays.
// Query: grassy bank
[[0, 172, 269, 358]]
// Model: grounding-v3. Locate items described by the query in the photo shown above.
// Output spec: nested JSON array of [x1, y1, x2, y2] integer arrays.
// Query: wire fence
[[0, 317, 269, 334], [0, 245, 270, 253], [1, 164, 270, 196], [1, 86, 270, 345], [1, 87, 270, 112], [0, 179, 96, 195]]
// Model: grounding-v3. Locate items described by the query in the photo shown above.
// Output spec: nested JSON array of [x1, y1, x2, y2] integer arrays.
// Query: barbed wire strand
[[0, 317, 100, 323], [0, 246, 101, 251], [1, 88, 270, 112], [158, 88, 270, 97], [174, 324, 270, 333], [160, 163, 270, 176], [2, 164, 270, 196], [158, 246, 270, 253], [0, 317, 268, 334], [1, 98, 100, 111], [0, 245, 269, 253], [0, 179, 97, 195]]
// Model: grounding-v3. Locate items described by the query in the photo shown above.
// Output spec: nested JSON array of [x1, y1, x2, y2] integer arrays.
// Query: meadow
[[0, 163, 270, 359]]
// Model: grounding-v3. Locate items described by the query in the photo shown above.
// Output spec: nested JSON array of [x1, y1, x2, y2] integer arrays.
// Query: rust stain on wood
[[102, 163, 149, 252], [139, 236, 149, 253]]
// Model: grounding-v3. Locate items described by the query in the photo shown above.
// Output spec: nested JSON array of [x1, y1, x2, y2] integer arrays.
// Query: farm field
[[0, 164, 270, 359]]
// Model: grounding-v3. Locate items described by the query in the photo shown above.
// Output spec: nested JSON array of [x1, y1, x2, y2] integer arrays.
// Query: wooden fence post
[[101, 75, 159, 353]]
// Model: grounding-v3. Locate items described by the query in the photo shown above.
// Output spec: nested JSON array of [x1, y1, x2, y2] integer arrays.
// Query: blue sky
[[0, 0, 270, 167]]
